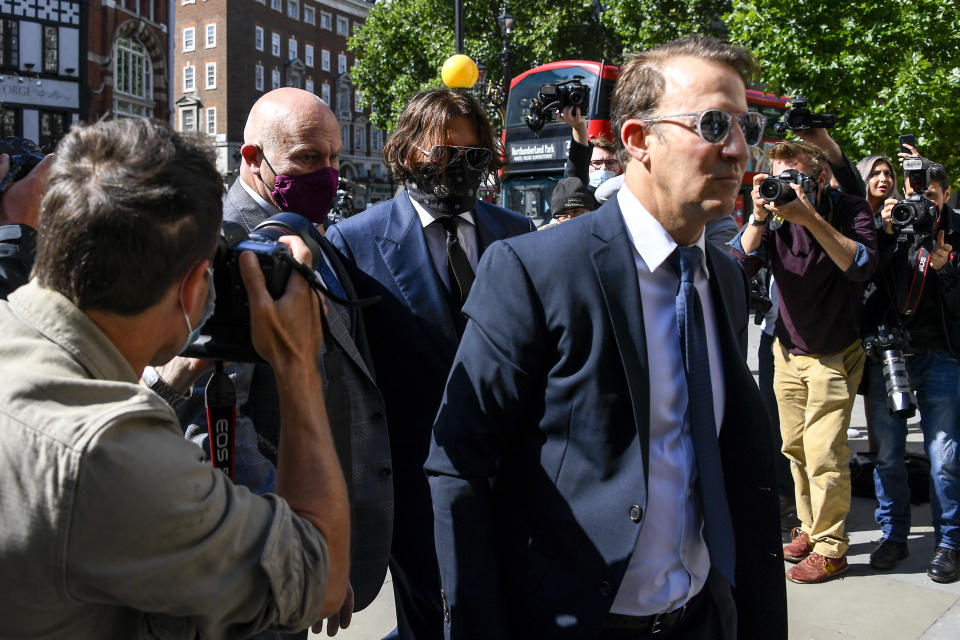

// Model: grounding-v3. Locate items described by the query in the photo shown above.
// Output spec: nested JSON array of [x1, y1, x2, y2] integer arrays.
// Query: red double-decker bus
[[500, 60, 790, 227]]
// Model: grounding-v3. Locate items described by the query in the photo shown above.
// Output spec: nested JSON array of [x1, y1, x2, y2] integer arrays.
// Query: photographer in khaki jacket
[[0, 118, 349, 639]]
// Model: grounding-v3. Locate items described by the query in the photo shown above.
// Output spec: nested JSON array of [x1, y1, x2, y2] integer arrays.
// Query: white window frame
[[205, 23, 216, 48], [355, 126, 365, 152], [286, 0, 298, 19], [288, 37, 297, 61], [338, 53, 347, 74], [305, 44, 314, 67], [182, 27, 195, 52], [270, 0, 281, 11], [304, 5, 315, 25], [255, 26, 264, 51], [255, 63, 264, 91], [321, 82, 330, 105], [355, 90, 363, 112], [183, 64, 195, 92], [320, 11, 331, 29], [271, 68, 281, 90], [305, 78, 314, 93], [336, 16, 349, 35], [206, 107, 216, 135], [271, 32, 280, 57], [181, 108, 196, 131], [321, 49, 330, 71], [205, 62, 216, 89]]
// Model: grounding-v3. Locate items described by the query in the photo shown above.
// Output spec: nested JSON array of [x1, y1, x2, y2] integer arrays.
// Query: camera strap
[[901, 244, 933, 316], [205, 361, 237, 480]]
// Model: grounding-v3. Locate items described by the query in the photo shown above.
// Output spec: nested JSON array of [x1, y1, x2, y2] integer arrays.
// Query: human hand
[[931, 230, 953, 270], [152, 356, 215, 394], [0, 152, 56, 228], [557, 105, 588, 143], [240, 235, 325, 370], [311, 582, 354, 636], [897, 143, 921, 165], [793, 128, 842, 164], [751, 173, 771, 220], [879, 198, 898, 235], [764, 183, 818, 227]]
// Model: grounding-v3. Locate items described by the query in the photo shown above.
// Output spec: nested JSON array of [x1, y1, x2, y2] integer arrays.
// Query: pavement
[[314, 323, 960, 640]]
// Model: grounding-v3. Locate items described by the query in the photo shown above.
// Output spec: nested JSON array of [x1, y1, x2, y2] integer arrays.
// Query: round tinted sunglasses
[[416, 144, 493, 171], [639, 110, 768, 147]]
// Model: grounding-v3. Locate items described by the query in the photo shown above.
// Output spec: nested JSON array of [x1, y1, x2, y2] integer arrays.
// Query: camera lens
[[891, 200, 920, 226], [759, 177, 786, 202]]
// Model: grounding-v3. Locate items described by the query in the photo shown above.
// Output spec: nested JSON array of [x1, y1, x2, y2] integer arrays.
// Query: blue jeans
[[868, 351, 960, 549]]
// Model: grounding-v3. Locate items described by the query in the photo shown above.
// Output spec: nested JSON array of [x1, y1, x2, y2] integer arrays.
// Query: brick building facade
[[174, 0, 391, 206], [86, 0, 170, 124]]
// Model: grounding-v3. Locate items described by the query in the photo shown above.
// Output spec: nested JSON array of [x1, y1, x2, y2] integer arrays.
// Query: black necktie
[[436, 215, 474, 308], [667, 245, 736, 586]]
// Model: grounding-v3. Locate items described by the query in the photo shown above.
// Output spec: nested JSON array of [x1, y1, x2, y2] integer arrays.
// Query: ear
[[240, 143, 263, 175], [621, 119, 652, 164], [944, 185, 952, 203], [179, 259, 211, 323]]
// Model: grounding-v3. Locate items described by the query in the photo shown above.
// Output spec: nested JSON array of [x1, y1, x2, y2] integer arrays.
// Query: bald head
[[239, 88, 342, 205]]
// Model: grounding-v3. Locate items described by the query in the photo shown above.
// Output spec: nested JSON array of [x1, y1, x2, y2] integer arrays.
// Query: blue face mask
[[179, 268, 216, 353], [589, 169, 616, 189]]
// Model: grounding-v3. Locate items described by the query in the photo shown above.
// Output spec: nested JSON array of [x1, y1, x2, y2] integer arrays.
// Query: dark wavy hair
[[34, 118, 223, 314], [382, 89, 503, 180]]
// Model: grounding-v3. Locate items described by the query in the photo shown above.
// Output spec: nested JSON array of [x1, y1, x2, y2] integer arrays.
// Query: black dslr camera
[[862, 325, 918, 419], [525, 77, 591, 132], [773, 96, 836, 135], [327, 177, 367, 225], [758, 169, 818, 206], [0, 137, 45, 193], [182, 213, 322, 363], [890, 157, 938, 233]]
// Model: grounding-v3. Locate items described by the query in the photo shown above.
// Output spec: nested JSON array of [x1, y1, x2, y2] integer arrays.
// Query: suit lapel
[[224, 180, 272, 230], [589, 200, 652, 475], [377, 191, 460, 358]]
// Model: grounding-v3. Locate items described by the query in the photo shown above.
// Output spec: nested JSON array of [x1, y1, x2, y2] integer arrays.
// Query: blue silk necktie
[[667, 245, 736, 586]]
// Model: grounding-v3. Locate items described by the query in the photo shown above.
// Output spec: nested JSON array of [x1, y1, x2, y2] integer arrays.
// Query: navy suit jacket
[[327, 191, 535, 637], [425, 197, 787, 639]]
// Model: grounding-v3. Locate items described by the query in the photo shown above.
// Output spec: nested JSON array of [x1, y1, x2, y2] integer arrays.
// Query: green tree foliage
[[726, 1, 960, 178]]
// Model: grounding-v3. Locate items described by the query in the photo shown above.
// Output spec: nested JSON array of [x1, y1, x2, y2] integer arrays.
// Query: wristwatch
[[142, 366, 192, 410], [748, 213, 767, 227]]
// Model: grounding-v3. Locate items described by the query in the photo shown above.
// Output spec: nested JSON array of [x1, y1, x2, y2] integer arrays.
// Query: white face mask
[[178, 267, 216, 354], [589, 169, 617, 189]]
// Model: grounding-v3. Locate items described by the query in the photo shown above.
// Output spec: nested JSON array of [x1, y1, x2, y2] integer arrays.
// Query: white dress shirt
[[409, 193, 479, 290], [610, 186, 726, 616]]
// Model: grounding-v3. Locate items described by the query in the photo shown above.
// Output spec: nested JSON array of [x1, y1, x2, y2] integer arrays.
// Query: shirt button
[[599, 580, 613, 597], [628, 505, 643, 522]]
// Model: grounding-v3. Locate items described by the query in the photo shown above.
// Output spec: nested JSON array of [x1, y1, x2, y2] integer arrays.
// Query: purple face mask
[[260, 148, 338, 225]]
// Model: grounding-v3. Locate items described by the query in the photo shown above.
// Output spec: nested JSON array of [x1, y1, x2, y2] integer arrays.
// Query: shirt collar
[[407, 189, 476, 229], [240, 176, 281, 216], [616, 186, 710, 278]]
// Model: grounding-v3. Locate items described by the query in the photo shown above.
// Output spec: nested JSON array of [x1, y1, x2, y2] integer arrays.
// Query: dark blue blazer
[[327, 191, 535, 638], [425, 197, 787, 639]]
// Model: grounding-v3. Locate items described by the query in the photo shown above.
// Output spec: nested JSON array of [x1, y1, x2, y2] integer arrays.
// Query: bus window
[[501, 177, 560, 228]]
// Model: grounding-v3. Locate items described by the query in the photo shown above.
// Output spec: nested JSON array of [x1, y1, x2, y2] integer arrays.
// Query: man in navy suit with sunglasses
[[425, 36, 787, 640], [327, 89, 535, 640]]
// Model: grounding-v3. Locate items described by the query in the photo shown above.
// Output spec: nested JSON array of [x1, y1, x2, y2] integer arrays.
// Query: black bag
[[849, 452, 930, 505]]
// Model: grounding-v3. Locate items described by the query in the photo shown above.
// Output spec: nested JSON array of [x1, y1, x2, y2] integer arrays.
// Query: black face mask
[[405, 155, 484, 216]]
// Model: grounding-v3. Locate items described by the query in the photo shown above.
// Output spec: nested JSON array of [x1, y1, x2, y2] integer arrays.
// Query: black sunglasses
[[416, 144, 493, 171]]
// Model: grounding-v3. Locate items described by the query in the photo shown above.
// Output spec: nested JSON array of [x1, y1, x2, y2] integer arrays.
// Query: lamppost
[[472, 6, 514, 116], [496, 6, 514, 112]]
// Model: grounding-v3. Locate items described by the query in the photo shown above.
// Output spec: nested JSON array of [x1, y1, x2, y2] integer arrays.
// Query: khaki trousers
[[774, 339, 865, 558]]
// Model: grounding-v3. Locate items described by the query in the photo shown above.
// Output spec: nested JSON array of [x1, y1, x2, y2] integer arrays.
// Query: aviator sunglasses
[[416, 144, 493, 171], [639, 110, 768, 147]]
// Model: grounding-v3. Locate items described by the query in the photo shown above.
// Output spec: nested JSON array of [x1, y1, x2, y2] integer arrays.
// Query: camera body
[[758, 168, 818, 206], [772, 96, 836, 135], [327, 177, 367, 224], [890, 157, 938, 233], [525, 77, 590, 132], [183, 213, 321, 362], [0, 137, 45, 192], [862, 325, 918, 418]]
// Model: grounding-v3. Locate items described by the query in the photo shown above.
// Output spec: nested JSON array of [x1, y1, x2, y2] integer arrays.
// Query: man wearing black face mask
[[326, 88, 535, 640]]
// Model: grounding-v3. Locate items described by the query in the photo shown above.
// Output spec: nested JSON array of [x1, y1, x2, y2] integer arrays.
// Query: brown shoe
[[783, 527, 812, 563], [786, 552, 848, 584]]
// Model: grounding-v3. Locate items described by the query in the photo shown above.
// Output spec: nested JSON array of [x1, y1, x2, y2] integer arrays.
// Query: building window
[[205, 23, 216, 48], [288, 37, 296, 61], [372, 129, 383, 152], [338, 53, 347, 74], [304, 5, 315, 25], [255, 63, 264, 91], [43, 25, 57, 73], [319, 49, 329, 72], [287, 0, 298, 19], [305, 77, 314, 93], [321, 82, 330, 105], [183, 64, 195, 92], [205, 62, 216, 89], [271, 32, 280, 57], [355, 126, 365, 152], [0, 106, 19, 138], [206, 107, 216, 135], [183, 26, 195, 52], [341, 126, 349, 151], [39, 111, 70, 152], [271, 68, 280, 90], [337, 87, 349, 114], [114, 36, 154, 117], [305, 44, 314, 67], [336, 16, 349, 35], [0, 21, 18, 69], [181, 108, 196, 131], [270, 0, 280, 11], [255, 26, 264, 51], [355, 90, 363, 112], [320, 11, 331, 29]]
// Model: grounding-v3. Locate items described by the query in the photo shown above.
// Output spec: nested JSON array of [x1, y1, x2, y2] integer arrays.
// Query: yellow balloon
[[441, 54, 479, 89]]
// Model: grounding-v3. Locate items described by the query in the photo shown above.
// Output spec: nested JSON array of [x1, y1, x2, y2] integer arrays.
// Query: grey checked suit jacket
[[179, 179, 393, 613]]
